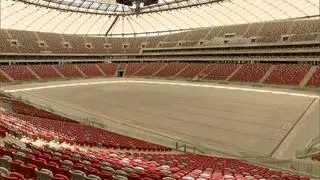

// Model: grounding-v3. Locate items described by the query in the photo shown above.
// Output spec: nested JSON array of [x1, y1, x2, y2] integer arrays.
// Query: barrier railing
[[5, 93, 320, 178]]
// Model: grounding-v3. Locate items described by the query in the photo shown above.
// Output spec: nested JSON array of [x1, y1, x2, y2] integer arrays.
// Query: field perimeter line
[[4, 80, 319, 98]]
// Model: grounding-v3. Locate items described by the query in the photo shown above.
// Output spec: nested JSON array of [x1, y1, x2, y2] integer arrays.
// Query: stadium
[[0, 0, 319, 179]]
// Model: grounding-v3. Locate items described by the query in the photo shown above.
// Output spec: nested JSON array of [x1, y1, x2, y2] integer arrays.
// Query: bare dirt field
[[4, 78, 319, 158]]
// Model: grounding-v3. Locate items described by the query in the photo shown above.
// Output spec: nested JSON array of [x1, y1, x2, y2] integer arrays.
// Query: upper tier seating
[[106, 38, 126, 54], [62, 35, 90, 54], [145, 36, 165, 48], [264, 64, 311, 86], [0, 30, 12, 53], [244, 23, 263, 38], [216, 24, 249, 37], [290, 34, 319, 42], [205, 64, 240, 80], [205, 26, 223, 40], [0, 19, 319, 55], [185, 28, 211, 41], [28, 65, 62, 79], [84, 37, 107, 54], [97, 63, 118, 76], [165, 32, 190, 42], [291, 19, 320, 35], [176, 63, 209, 78], [0, 29, 21, 53], [126, 37, 146, 54], [230, 64, 272, 83], [55, 64, 83, 78], [153, 63, 189, 77], [159, 42, 178, 48], [77, 64, 103, 77], [0, 66, 37, 81], [257, 21, 293, 42], [290, 19, 320, 42], [37, 32, 70, 54], [7, 30, 42, 53], [134, 63, 166, 77], [181, 41, 199, 47]]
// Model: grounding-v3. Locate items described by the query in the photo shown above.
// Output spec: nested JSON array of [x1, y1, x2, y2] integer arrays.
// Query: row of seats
[[0, 106, 169, 152], [0, 63, 319, 87], [264, 64, 311, 86], [0, 95, 168, 151], [0, 19, 318, 54], [0, 135, 311, 180], [0, 96, 77, 123]]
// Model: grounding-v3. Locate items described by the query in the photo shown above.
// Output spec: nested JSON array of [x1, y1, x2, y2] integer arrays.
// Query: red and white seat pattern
[[54, 64, 83, 78], [205, 64, 240, 80], [0, 140, 310, 180], [1, 98, 76, 123], [0, 63, 318, 89], [230, 64, 272, 83], [125, 63, 145, 76], [176, 63, 208, 78], [0, 110, 169, 152], [264, 64, 311, 86], [97, 63, 118, 76], [28, 65, 62, 79], [76, 64, 103, 77], [306, 66, 320, 88], [0, 66, 37, 81], [154, 63, 189, 77], [134, 63, 166, 77]]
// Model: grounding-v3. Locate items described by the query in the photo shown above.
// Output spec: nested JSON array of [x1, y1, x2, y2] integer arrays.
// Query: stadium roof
[[1, 0, 319, 36]]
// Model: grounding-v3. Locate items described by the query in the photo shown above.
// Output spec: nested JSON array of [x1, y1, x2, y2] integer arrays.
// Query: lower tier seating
[[0, 135, 310, 180], [230, 64, 272, 83], [176, 63, 209, 78], [153, 63, 189, 77], [97, 63, 118, 76], [0, 63, 318, 88], [134, 63, 166, 77], [264, 64, 311, 86], [125, 63, 145, 76], [28, 65, 62, 79], [55, 65, 83, 78], [205, 64, 240, 80], [77, 64, 103, 77], [0, 72, 10, 83], [0, 66, 37, 81], [306, 66, 320, 87]]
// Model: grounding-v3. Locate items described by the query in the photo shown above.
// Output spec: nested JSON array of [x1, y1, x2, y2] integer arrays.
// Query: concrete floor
[[3, 78, 319, 158]]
